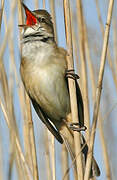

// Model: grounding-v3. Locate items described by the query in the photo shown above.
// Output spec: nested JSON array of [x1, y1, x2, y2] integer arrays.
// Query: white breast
[[22, 40, 54, 65]]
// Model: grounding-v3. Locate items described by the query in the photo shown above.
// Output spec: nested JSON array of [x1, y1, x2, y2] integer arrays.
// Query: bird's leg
[[64, 119, 87, 132], [65, 69, 86, 132], [69, 123, 87, 132], [65, 69, 80, 80]]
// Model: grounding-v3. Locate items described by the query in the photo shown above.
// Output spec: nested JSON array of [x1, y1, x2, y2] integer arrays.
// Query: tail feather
[[81, 135, 100, 177], [91, 158, 100, 177]]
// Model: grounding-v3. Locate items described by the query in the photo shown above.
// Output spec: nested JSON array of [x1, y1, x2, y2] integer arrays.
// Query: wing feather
[[31, 98, 63, 144]]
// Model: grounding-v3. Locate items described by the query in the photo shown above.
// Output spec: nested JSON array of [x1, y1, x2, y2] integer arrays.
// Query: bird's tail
[[54, 116, 100, 178]]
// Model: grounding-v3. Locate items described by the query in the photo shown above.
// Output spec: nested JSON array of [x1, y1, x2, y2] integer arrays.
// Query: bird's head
[[19, 3, 54, 41]]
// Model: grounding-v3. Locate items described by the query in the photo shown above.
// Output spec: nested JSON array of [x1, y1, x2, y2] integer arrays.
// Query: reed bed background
[[0, 0, 117, 179]]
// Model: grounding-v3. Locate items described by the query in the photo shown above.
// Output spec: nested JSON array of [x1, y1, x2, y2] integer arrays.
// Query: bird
[[19, 3, 100, 177]]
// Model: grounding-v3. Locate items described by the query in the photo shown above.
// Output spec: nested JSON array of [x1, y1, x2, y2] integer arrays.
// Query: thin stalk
[[112, 20, 117, 82], [0, 0, 4, 31], [49, 2, 58, 179], [84, 20, 111, 180], [23, 105, 33, 174], [44, 130, 52, 180], [84, 0, 114, 179], [95, 0, 117, 90], [48, 131, 56, 180], [63, 0, 84, 179], [98, 115, 112, 180], [50, 1, 69, 179], [84, 23, 96, 100], [43, 0, 46, 9], [25, 93, 39, 180], [15, 149, 26, 180], [2, 9, 19, 84], [0, 135, 3, 180], [34, 0, 39, 9], [0, 0, 16, 59], [8, 134, 15, 180], [50, 0, 57, 42], [76, 0, 90, 142], [61, 144, 69, 180], [70, 7, 80, 76]]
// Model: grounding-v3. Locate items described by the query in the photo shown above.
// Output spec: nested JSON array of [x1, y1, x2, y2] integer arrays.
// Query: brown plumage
[[20, 3, 100, 177]]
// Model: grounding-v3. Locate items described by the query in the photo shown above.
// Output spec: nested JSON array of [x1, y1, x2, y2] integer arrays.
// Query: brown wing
[[31, 98, 63, 144]]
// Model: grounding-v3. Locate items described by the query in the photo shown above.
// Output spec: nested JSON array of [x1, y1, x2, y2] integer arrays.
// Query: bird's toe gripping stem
[[65, 69, 80, 80], [69, 123, 87, 132]]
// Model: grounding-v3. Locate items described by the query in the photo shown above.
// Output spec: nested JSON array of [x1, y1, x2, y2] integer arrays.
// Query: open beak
[[18, 3, 37, 27]]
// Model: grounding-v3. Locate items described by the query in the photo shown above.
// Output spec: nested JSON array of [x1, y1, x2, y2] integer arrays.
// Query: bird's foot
[[65, 69, 80, 80], [69, 123, 87, 132]]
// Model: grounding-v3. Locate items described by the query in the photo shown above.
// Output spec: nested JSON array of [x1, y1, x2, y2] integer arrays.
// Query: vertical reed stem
[[63, 0, 84, 179], [84, 0, 114, 179], [76, 0, 90, 142]]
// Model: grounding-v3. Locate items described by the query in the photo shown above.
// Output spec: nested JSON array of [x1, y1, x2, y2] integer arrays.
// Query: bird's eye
[[38, 17, 45, 23], [41, 17, 45, 22]]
